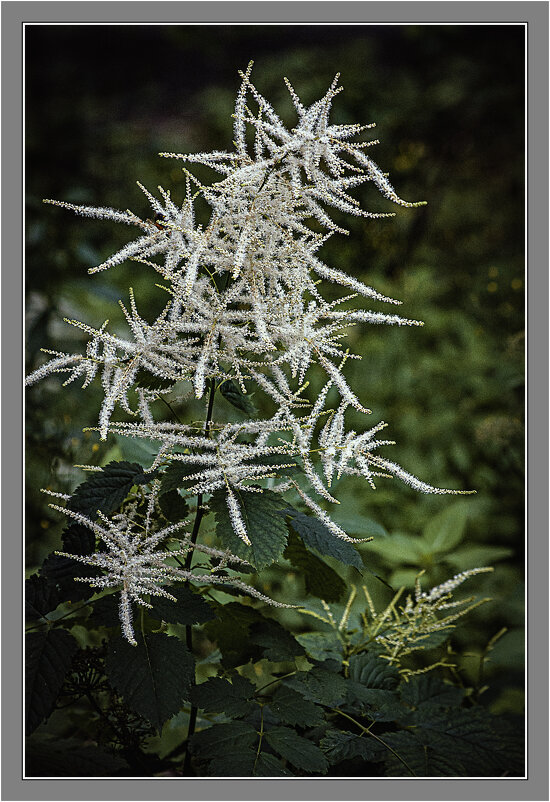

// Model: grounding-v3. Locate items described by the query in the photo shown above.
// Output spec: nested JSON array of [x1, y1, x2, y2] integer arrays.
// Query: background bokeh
[[25, 24, 524, 712]]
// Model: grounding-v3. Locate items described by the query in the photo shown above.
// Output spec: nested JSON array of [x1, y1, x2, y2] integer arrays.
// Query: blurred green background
[[25, 25, 524, 711]]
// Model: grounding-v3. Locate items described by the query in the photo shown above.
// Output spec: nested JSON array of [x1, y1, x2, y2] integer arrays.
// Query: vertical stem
[[182, 375, 217, 775]]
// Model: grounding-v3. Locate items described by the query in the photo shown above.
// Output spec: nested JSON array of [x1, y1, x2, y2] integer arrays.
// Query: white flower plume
[[28, 64, 473, 563], [50, 494, 293, 646]]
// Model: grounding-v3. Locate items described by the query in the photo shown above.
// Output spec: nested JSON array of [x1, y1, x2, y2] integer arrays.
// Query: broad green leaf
[[26, 629, 79, 735], [105, 633, 194, 732], [264, 726, 328, 774], [191, 720, 258, 755], [157, 489, 189, 522], [67, 461, 150, 518], [249, 619, 305, 661], [446, 544, 514, 570], [25, 734, 128, 777], [283, 507, 363, 571], [25, 574, 61, 619], [219, 378, 257, 414], [114, 435, 159, 467], [400, 675, 466, 710], [320, 729, 386, 765], [148, 584, 215, 625], [159, 458, 205, 494], [348, 651, 400, 690], [206, 748, 257, 776], [366, 532, 427, 565], [284, 531, 346, 602], [345, 683, 405, 722], [267, 685, 324, 727], [408, 707, 520, 777], [190, 675, 257, 718], [346, 652, 403, 721], [380, 730, 455, 777], [295, 631, 343, 662], [422, 500, 469, 553], [204, 602, 263, 668], [211, 488, 288, 570], [254, 752, 293, 776], [285, 665, 347, 707]]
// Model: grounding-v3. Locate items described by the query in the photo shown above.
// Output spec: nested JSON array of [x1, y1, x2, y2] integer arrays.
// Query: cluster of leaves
[[25, 452, 523, 778]]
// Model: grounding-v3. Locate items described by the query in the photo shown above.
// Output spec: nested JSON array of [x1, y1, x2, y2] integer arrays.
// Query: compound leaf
[[267, 685, 324, 728], [105, 633, 194, 732], [190, 675, 257, 719], [264, 726, 328, 774]]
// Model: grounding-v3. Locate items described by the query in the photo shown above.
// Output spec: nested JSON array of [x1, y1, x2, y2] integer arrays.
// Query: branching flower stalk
[[27, 64, 476, 646]]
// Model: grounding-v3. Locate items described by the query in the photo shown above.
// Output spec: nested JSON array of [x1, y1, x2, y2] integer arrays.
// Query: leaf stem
[[332, 707, 417, 777]]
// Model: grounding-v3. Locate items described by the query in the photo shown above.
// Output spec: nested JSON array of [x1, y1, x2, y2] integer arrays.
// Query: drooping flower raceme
[[27, 65, 474, 642]]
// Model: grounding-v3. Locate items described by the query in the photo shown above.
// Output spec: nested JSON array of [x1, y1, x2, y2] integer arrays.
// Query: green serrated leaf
[[68, 461, 150, 519], [26, 629, 79, 735], [267, 685, 324, 727], [148, 584, 215, 625], [157, 489, 190, 523], [159, 459, 205, 494], [25, 734, 128, 777], [400, 675, 466, 710], [320, 729, 386, 765], [422, 500, 469, 553], [345, 682, 405, 722], [190, 675, 257, 718], [206, 747, 257, 776], [191, 720, 258, 755], [380, 730, 453, 777], [348, 652, 400, 690], [105, 633, 194, 732], [219, 379, 257, 414], [283, 507, 363, 572], [295, 631, 343, 662], [285, 665, 347, 707], [211, 488, 288, 569], [249, 619, 305, 662], [408, 707, 521, 777], [254, 751, 293, 776], [204, 602, 263, 668], [284, 530, 346, 602], [264, 726, 328, 774], [25, 574, 61, 619]]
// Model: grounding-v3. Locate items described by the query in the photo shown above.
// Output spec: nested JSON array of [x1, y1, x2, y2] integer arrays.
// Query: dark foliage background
[[26, 23, 524, 722]]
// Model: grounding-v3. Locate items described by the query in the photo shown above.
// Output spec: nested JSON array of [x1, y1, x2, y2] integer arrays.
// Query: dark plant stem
[[182, 376, 217, 775]]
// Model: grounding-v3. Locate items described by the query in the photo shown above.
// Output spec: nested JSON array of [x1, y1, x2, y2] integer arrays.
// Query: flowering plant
[[25, 65, 517, 779]]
